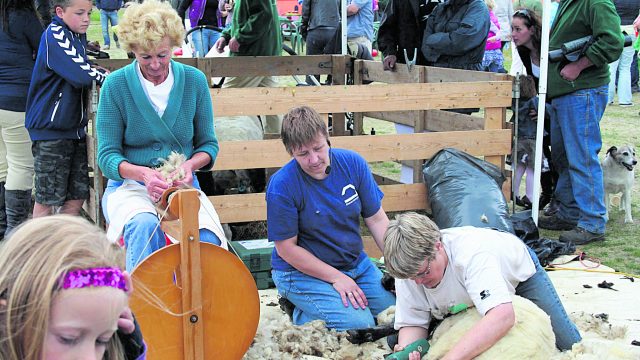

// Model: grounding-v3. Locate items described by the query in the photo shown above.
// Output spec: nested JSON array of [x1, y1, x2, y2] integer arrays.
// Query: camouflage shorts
[[32, 139, 89, 206]]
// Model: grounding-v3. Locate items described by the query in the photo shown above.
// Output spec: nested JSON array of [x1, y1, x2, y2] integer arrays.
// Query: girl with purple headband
[[0, 215, 146, 360]]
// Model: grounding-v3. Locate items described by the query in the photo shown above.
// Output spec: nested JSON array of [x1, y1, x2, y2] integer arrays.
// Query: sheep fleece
[[427, 295, 556, 359]]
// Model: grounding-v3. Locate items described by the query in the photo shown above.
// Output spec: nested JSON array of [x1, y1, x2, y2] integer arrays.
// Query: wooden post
[[352, 60, 364, 135], [483, 107, 506, 169], [484, 107, 510, 200], [330, 55, 347, 136], [412, 66, 428, 183], [321, 113, 330, 128], [172, 190, 204, 360], [85, 81, 105, 228], [197, 58, 215, 87]]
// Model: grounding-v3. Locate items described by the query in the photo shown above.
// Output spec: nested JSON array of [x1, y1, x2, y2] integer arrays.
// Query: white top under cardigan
[[105, 65, 227, 249]]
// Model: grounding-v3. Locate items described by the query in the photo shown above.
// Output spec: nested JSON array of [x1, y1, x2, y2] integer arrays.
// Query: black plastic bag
[[422, 148, 513, 233], [511, 211, 576, 266], [511, 210, 539, 240]]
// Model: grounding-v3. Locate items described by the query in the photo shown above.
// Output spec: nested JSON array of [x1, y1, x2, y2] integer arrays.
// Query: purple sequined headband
[[61, 267, 128, 292]]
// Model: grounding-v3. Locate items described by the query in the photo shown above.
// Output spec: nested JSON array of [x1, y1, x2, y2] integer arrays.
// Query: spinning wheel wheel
[[129, 189, 260, 359]]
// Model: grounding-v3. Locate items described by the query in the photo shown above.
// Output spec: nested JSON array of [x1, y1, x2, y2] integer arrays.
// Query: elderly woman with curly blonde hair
[[96, 0, 227, 272]]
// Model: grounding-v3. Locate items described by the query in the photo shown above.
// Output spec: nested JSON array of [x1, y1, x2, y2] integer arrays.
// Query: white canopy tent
[[342, 0, 348, 55], [531, 0, 552, 224]]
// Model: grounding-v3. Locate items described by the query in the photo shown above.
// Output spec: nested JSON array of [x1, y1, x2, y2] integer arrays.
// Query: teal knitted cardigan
[[97, 60, 219, 181]]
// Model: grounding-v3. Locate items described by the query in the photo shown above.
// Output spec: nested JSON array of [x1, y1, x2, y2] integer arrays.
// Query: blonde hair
[[485, 0, 495, 10], [281, 106, 329, 155], [0, 215, 126, 360], [117, 0, 185, 53], [383, 212, 441, 279]]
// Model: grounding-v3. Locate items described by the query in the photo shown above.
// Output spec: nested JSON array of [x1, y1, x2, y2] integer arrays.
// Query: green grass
[[86, 8, 127, 58], [86, 12, 640, 275]]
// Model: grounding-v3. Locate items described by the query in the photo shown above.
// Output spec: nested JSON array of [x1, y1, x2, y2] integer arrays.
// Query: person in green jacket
[[537, 0, 623, 245], [214, 0, 283, 134]]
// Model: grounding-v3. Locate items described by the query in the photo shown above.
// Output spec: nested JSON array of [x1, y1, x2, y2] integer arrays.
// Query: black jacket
[[301, 0, 340, 34], [422, 0, 490, 70], [378, 0, 429, 65], [613, 0, 640, 25]]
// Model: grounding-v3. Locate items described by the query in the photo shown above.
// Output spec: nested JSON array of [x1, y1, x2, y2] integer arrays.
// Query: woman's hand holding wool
[[171, 160, 195, 187], [142, 168, 171, 202]]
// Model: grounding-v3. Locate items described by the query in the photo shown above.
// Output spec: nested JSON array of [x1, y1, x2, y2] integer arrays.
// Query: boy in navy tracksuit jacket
[[25, 0, 108, 217]]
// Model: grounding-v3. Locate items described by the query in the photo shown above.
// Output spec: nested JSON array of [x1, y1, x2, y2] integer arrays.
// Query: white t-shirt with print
[[394, 226, 536, 330]]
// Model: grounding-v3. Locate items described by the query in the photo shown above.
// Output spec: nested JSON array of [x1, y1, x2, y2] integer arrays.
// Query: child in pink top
[[482, 0, 505, 72]]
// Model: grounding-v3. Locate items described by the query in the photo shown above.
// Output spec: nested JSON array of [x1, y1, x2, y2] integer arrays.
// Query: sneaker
[[103, 45, 110, 50], [537, 214, 576, 231], [516, 195, 532, 209], [619, 103, 633, 107], [559, 227, 604, 245]]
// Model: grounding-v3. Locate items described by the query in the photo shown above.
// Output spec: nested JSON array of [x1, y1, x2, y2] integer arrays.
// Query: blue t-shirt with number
[[266, 148, 383, 272]]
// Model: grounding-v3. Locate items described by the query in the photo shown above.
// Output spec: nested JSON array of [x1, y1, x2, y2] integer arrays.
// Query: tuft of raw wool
[[426, 295, 556, 360], [548, 312, 640, 359], [551, 339, 640, 360], [244, 311, 388, 360], [377, 306, 396, 325], [568, 312, 627, 340], [156, 151, 186, 183]]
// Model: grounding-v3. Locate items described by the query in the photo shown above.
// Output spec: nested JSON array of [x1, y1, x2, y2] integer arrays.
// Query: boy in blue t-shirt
[[25, 0, 108, 218], [267, 105, 395, 331]]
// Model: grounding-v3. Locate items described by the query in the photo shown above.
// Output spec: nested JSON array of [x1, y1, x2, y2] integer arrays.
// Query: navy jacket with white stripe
[[25, 16, 107, 141]]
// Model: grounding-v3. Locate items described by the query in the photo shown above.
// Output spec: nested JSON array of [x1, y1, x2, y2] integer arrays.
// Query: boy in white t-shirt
[[383, 212, 581, 359]]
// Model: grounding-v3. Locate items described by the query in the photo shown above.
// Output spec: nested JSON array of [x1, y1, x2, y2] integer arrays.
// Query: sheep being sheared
[[427, 295, 556, 360]]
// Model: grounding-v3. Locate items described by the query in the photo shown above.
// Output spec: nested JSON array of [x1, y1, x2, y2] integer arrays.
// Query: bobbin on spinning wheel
[[129, 188, 260, 359]]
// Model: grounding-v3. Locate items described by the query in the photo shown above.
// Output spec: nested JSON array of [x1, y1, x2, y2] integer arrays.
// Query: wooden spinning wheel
[[129, 189, 260, 359]]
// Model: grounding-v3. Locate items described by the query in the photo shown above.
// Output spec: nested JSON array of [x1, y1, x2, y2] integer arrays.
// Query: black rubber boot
[[540, 171, 555, 209], [5, 189, 32, 236], [0, 182, 6, 239]]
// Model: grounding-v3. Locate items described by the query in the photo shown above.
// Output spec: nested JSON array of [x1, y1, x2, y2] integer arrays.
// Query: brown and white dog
[[602, 145, 637, 223]]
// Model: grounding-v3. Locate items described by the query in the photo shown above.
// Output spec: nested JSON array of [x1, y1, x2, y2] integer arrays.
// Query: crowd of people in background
[[0, 0, 635, 358], [0, 0, 634, 282]]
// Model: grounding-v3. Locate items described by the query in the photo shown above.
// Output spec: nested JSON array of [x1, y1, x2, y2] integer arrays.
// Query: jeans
[[191, 28, 220, 57], [103, 175, 221, 272], [608, 31, 636, 104], [549, 85, 607, 234], [516, 248, 581, 350], [272, 255, 396, 331], [100, 10, 119, 46]]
